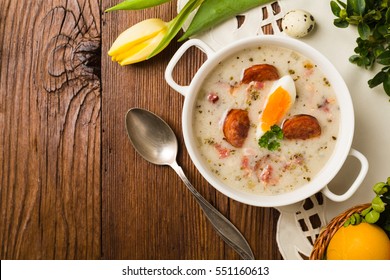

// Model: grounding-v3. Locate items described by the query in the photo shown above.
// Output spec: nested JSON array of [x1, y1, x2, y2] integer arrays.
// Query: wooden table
[[0, 0, 282, 259]]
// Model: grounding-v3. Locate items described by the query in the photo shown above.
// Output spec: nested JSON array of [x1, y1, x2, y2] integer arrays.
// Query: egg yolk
[[260, 86, 292, 132]]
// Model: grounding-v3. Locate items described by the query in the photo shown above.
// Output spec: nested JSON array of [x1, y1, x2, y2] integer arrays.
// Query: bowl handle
[[165, 39, 215, 96], [321, 148, 369, 202]]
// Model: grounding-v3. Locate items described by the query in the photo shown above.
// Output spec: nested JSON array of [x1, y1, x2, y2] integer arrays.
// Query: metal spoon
[[125, 108, 254, 260]]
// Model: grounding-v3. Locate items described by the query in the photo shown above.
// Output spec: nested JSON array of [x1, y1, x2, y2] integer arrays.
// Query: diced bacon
[[246, 81, 264, 92], [240, 156, 251, 177], [254, 155, 270, 171], [317, 98, 330, 112], [320, 99, 330, 111], [214, 143, 230, 159], [241, 156, 250, 169], [207, 92, 219, 103], [254, 155, 278, 186], [259, 164, 274, 185]]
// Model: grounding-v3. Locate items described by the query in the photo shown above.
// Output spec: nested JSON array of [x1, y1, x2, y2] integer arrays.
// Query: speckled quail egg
[[282, 10, 315, 38]]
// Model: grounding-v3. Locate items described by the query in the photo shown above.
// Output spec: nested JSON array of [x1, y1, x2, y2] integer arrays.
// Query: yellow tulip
[[108, 18, 169, 65], [108, 0, 204, 65]]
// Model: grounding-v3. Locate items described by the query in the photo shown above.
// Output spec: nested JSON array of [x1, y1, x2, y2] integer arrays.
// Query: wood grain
[[0, 0, 101, 259], [101, 1, 282, 260], [0, 0, 283, 260]]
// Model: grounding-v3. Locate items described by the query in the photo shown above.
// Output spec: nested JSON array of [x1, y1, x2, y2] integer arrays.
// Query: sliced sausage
[[241, 64, 280, 84], [223, 109, 250, 148], [282, 114, 321, 140]]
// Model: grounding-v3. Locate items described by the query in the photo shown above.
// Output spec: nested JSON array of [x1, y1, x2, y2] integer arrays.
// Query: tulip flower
[[108, 0, 204, 65], [108, 18, 169, 65]]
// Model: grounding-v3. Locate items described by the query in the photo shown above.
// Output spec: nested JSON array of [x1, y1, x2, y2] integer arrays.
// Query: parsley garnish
[[258, 125, 284, 151]]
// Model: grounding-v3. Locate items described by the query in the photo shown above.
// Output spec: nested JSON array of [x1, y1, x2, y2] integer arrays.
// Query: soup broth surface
[[193, 45, 340, 195]]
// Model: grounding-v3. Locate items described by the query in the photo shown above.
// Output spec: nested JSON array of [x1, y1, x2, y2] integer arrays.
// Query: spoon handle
[[171, 161, 255, 260]]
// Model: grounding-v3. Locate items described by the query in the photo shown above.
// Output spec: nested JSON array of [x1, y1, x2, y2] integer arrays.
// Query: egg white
[[256, 75, 296, 138]]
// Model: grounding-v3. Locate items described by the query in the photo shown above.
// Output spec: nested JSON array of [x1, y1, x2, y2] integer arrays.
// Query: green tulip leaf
[[105, 0, 172, 12], [148, 0, 204, 59]]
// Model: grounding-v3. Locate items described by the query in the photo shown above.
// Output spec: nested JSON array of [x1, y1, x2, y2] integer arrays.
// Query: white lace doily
[[177, 0, 390, 260]]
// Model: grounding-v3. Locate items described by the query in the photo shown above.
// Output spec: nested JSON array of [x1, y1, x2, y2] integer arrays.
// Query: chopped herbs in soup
[[193, 45, 340, 195]]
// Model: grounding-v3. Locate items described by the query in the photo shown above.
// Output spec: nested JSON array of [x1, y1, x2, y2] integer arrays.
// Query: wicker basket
[[309, 203, 371, 260]]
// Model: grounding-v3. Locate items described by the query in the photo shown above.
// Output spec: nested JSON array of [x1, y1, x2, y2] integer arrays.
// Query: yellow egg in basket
[[326, 222, 390, 260]]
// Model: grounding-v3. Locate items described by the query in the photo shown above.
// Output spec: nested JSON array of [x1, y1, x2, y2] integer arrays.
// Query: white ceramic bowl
[[165, 36, 368, 207]]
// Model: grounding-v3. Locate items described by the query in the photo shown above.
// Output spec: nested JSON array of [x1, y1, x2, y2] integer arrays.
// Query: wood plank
[[0, 0, 101, 259], [101, 1, 282, 260]]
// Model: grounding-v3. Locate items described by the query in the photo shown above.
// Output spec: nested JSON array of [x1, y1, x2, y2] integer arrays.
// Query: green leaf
[[148, 0, 204, 58], [361, 206, 372, 216], [377, 50, 390, 65], [365, 209, 380, 223], [373, 24, 386, 39], [331, 1, 342, 16], [381, 0, 390, 9], [372, 196, 386, 213], [347, 0, 366, 15], [349, 54, 361, 63], [368, 70, 386, 87], [337, 0, 348, 9], [344, 219, 351, 227], [371, 10, 383, 21], [386, 6, 390, 23], [364, 0, 376, 10], [383, 72, 390, 96], [179, 0, 274, 41], [373, 182, 388, 195], [358, 22, 371, 39], [105, 0, 171, 12], [350, 213, 356, 224], [334, 18, 349, 27], [350, 54, 371, 67], [353, 213, 362, 224]]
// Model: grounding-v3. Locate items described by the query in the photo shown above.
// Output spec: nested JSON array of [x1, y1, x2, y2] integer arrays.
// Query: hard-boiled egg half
[[256, 75, 296, 138]]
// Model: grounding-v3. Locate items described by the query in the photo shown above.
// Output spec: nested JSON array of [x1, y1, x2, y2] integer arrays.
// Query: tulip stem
[[147, 0, 204, 59]]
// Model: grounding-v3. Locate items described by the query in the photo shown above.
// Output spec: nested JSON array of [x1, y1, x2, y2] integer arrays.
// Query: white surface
[[278, 0, 390, 259], [279, 0, 389, 224], [177, 0, 390, 259]]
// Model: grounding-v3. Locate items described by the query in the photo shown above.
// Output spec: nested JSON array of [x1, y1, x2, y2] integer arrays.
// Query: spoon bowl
[[125, 107, 254, 260], [126, 108, 178, 165]]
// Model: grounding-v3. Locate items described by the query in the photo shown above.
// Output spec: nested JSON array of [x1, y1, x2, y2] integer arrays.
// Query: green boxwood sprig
[[330, 0, 390, 97], [344, 177, 390, 237]]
